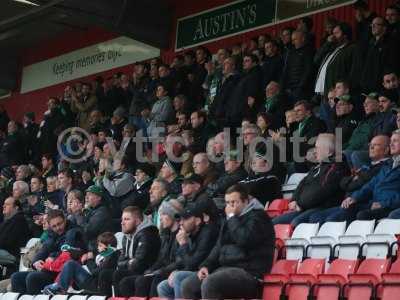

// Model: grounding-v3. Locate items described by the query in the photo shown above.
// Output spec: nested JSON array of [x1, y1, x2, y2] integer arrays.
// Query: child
[[43, 232, 119, 295]]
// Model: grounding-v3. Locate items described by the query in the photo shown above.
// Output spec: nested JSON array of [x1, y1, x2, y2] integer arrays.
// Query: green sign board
[[277, 0, 355, 21], [176, 0, 276, 50]]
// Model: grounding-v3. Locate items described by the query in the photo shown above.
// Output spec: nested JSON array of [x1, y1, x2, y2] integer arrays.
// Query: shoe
[[42, 283, 64, 295]]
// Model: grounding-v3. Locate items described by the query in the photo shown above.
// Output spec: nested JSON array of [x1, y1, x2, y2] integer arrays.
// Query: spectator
[[0, 197, 30, 264], [120, 200, 183, 297], [262, 39, 283, 88], [159, 159, 183, 196], [0, 121, 25, 167], [82, 185, 113, 251], [0, 105, 10, 133], [110, 107, 128, 143], [192, 152, 219, 187], [179, 184, 275, 299], [360, 17, 399, 93], [353, 0, 377, 46], [330, 95, 358, 147], [273, 134, 349, 226], [279, 27, 294, 64], [263, 81, 289, 130], [386, 5, 400, 40], [227, 54, 263, 126], [15, 165, 32, 182], [281, 30, 315, 101], [239, 151, 282, 206], [190, 110, 215, 152], [43, 176, 63, 211], [146, 178, 171, 228], [22, 112, 39, 163], [30, 176, 45, 196], [41, 154, 57, 181], [98, 206, 160, 296], [147, 84, 174, 138], [11, 209, 80, 294], [57, 169, 74, 212], [70, 83, 98, 131], [66, 189, 85, 227], [323, 130, 400, 221], [157, 203, 219, 299], [375, 89, 398, 135]]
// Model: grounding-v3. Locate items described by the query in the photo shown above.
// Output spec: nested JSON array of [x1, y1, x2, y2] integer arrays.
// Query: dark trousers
[[135, 274, 166, 297], [181, 267, 261, 299], [11, 271, 57, 294], [98, 268, 133, 296]]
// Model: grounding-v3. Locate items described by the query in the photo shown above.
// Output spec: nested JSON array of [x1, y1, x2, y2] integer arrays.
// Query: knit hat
[[159, 199, 183, 219], [86, 185, 104, 198], [136, 163, 156, 178], [165, 159, 182, 175], [180, 202, 204, 219], [1, 167, 14, 180]]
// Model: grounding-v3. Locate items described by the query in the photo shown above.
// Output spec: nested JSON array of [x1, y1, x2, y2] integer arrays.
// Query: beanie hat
[[1, 167, 14, 180], [136, 163, 156, 178], [159, 199, 183, 219], [165, 159, 182, 175]]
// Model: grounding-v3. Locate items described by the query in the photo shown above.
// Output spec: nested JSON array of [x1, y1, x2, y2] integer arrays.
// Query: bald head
[[315, 133, 336, 162], [369, 135, 390, 161]]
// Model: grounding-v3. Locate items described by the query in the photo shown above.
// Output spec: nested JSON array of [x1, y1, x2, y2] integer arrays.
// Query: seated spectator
[[57, 168, 75, 212], [273, 134, 349, 226], [159, 159, 183, 196], [206, 150, 247, 200], [42, 232, 119, 295], [190, 110, 215, 152], [41, 154, 57, 181], [0, 197, 30, 265], [44, 176, 63, 211], [66, 189, 85, 227], [119, 200, 183, 297], [82, 185, 113, 251], [382, 70, 400, 96], [121, 163, 155, 210], [178, 184, 275, 299], [263, 81, 289, 129], [12, 180, 30, 207], [330, 95, 358, 147], [98, 206, 160, 296], [11, 209, 80, 295], [110, 107, 128, 143], [239, 151, 282, 206], [192, 153, 219, 186], [146, 179, 171, 228], [0, 167, 15, 202], [23, 193, 46, 237], [336, 130, 400, 221], [375, 89, 398, 135], [103, 156, 135, 217], [15, 165, 32, 182], [344, 93, 381, 168], [157, 203, 219, 299]]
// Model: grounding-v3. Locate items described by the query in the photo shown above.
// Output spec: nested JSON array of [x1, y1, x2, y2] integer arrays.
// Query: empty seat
[[266, 199, 290, 218], [282, 173, 307, 198], [284, 259, 325, 300], [68, 296, 88, 300], [87, 297, 107, 300], [285, 223, 319, 260], [51, 296, 69, 300], [33, 295, 50, 300], [314, 259, 359, 300], [365, 219, 400, 258], [337, 220, 376, 259], [309, 221, 347, 259], [263, 260, 298, 300], [1, 293, 20, 300], [345, 258, 391, 300], [377, 258, 400, 300], [274, 224, 294, 258], [19, 296, 34, 300]]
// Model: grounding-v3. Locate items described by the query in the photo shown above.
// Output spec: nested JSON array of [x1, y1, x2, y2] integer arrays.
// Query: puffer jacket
[[206, 167, 248, 198], [200, 199, 275, 279]]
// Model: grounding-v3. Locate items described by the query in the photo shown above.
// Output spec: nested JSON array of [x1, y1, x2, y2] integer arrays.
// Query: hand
[[33, 260, 44, 271], [371, 202, 382, 210], [225, 203, 236, 217], [167, 271, 176, 287], [288, 201, 297, 210], [247, 96, 255, 107], [176, 229, 189, 246], [198, 267, 209, 280], [341, 197, 355, 209], [45, 257, 54, 263]]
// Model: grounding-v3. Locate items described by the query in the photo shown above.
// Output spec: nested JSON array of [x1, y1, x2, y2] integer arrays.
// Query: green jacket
[[345, 113, 380, 151]]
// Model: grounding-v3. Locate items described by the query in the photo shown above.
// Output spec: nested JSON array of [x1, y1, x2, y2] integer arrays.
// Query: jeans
[[343, 150, 370, 170], [11, 271, 57, 294], [157, 271, 195, 299], [134, 274, 166, 297], [181, 267, 261, 299], [58, 260, 91, 290], [272, 208, 322, 226]]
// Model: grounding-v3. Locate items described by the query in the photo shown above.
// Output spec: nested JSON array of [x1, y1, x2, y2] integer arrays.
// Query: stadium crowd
[[0, 0, 400, 298]]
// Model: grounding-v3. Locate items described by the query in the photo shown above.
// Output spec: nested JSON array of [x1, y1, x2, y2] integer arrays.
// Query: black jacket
[[294, 159, 350, 210], [262, 54, 284, 88], [121, 179, 153, 211], [180, 189, 219, 222], [329, 112, 358, 147], [83, 204, 113, 251], [239, 172, 282, 206], [171, 223, 218, 272], [201, 199, 275, 279], [206, 167, 248, 198], [118, 219, 161, 274], [146, 228, 179, 276], [0, 211, 30, 256]]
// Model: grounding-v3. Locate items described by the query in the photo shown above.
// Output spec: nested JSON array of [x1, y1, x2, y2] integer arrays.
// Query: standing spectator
[[281, 30, 315, 101], [0, 121, 25, 167], [376, 89, 398, 135], [190, 110, 215, 152], [353, 0, 377, 46], [129, 62, 150, 128], [71, 83, 98, 131], [0, 105, 10, 133], [22, 112, 39, 163], [386, 5, 400, 40], [147, 84, 174, 138], [297, 16, 316, 50], [262, 40, 284, 89]]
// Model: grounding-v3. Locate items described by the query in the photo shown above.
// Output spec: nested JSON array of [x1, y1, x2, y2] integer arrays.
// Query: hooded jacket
[[118, 218, 160, 274], [200, 199, 275, 279], [83, 204, 113, 251]]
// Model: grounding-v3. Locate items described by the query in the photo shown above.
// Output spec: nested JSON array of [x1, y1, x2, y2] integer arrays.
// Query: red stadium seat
[[344, 258, 391, 300], [313, 259, 359, 300], [274, 224, 294, 258], [263, 259, 298, 300], [266, 199, 290, 218], [128, 298, 147, 300], [377, 258, 400, 300], [284, 259, 325, 300]]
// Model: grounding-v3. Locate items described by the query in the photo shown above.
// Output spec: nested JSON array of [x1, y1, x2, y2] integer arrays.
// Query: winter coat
[[0, 211, 30, 256], [206, 167, 248, 198], [70, 95, 98, 131], [261, 54, 284, 88], [148, 96, 174, 137], [345, 113, 381, 151], [118, 218, 161, 274], [83, 204, 113, 251], [239, 172, 282, 206], [329, 112, 358, 147], [121, 178, 153, 210], [293, 159, 350, 210], [201, 199, 275, 279], [352, 159, 400, 209]]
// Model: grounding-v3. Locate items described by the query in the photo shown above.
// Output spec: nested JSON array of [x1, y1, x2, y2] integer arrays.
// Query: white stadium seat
[[285, 223, 319, 260], [281, 173, 308, 198], [365, 219, 400, 258], [0, 293, 20, 300], [309, 221, 347, 259]]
